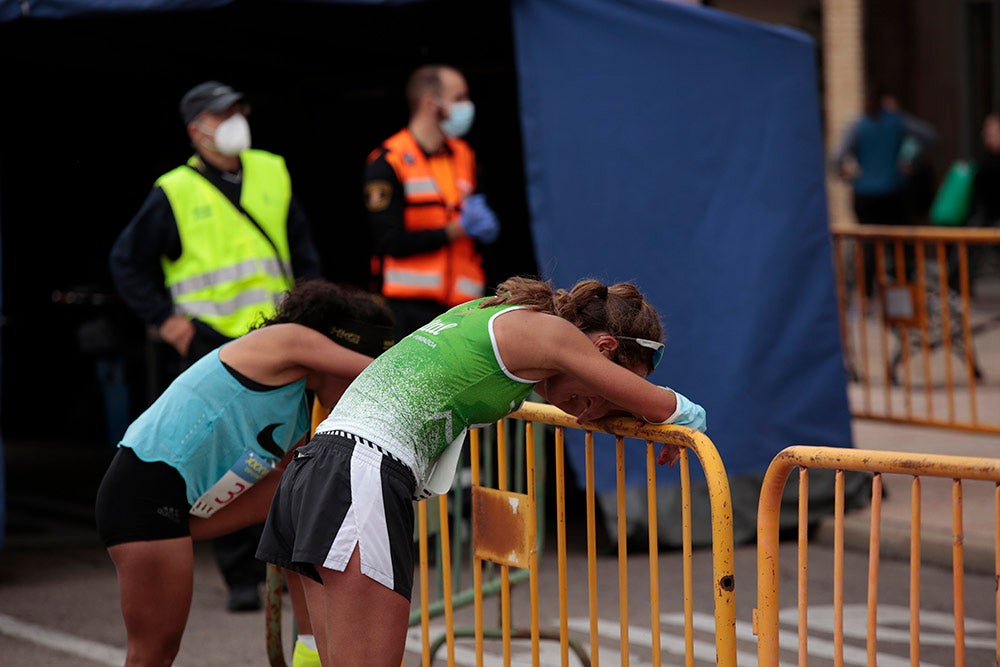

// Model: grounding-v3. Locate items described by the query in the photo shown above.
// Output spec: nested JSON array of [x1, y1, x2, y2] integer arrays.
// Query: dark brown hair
[[406, 65, 448, 113], [480, 275, 664, 372], [864, 81, 889, 118], [255, 279, 395, 356]]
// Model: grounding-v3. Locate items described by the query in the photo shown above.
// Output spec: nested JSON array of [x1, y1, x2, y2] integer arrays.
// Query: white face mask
[[202, 113, 251, 156]]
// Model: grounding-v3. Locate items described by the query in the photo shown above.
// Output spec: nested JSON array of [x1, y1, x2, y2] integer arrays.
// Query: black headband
[[328, 318, 396, 358]]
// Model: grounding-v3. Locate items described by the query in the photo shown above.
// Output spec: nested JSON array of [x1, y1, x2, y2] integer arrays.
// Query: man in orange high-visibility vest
[[364, 64, 501, 340]]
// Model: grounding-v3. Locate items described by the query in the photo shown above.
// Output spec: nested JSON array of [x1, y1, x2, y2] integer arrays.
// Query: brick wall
[[822, 0, 865, 228]]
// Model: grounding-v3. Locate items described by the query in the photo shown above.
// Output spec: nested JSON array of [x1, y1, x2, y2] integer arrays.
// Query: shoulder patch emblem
[[365, 181, 392, 212]]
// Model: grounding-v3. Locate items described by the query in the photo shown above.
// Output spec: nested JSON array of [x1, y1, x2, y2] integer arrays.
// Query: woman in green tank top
[[260, 275, 706, 667]]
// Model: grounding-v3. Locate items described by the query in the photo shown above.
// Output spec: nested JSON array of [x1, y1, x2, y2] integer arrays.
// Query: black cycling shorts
[[95, 447, 191, 547]]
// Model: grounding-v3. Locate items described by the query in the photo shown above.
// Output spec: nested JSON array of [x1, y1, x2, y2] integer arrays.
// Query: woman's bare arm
[[496, 310, 676, 422], [218, 324, 374, 387]]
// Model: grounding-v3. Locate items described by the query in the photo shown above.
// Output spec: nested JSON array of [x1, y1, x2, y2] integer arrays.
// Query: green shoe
[[292, 640, 322, 667]]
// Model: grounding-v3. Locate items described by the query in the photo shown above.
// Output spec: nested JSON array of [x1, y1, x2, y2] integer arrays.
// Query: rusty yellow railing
[[408, 401, 737, 667], [831, 225, 1000, 434], [755, 445, 1000, 666], [265, 400, 737, 666], [409, 413, 553, 664]]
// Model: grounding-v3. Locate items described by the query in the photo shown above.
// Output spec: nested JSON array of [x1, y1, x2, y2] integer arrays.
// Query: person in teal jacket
[[258, 275, 706, 667], [95, 279, 394, 667], [832, 84, 937, 296]]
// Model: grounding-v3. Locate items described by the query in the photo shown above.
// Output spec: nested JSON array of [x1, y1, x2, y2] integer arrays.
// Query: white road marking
[[567, 615, 767, 666], [683, 610, 942, 667], [0, 613, 130, 666], [788, 603, 996, 650], [407, 604, 991, 667]]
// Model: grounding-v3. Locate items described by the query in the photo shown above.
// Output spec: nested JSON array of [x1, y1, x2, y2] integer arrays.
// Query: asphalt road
[[3, 410, 999, 666], [1, 510, 995, 667]]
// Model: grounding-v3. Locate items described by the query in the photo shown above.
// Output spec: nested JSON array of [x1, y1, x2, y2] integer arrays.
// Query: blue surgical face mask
[[441, 100, 475, 138]]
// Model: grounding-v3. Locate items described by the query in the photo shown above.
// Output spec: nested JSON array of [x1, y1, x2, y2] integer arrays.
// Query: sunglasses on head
[[613, 336, 665, 370]]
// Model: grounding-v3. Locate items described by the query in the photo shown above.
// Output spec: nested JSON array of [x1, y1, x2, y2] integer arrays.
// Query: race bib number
[[190, 450, 275, 518]]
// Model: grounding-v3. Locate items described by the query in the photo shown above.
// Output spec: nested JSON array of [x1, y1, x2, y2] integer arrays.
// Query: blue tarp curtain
[[511, 0, 852, 492]]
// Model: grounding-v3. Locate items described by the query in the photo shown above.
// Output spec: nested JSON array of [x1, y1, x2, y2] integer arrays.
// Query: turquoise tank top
[[122, 347, 310, 505]]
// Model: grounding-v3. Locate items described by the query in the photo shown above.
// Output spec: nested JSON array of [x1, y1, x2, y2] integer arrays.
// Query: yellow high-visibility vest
[[157, 149, 294, 338]]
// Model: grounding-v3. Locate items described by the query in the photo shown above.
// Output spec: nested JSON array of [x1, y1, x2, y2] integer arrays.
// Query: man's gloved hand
[[459, 194, 500, 243]]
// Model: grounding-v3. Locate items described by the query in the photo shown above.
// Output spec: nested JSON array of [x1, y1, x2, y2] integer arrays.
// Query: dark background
[[0, 0, 537, 447]]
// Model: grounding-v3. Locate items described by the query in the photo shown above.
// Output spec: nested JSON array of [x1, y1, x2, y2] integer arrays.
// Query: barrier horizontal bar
[[831, 225, 1000, 243], [771, 445, 1000, 481]]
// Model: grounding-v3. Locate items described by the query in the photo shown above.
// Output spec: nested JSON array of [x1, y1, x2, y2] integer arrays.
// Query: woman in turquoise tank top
[[95, 279, 395, 667], [258, 275, 707, 667]]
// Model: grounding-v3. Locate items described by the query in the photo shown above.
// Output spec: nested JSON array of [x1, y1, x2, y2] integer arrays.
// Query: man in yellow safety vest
[[109, 79, 323, 613]]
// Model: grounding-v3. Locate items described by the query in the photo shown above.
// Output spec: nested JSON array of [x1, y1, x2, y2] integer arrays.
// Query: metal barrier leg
[[265, 563, 292, 667], [410, 403, 734, 665]]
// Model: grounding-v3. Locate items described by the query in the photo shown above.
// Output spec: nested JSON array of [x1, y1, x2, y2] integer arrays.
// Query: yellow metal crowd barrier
[[404, 410, 549, 664], [409, 401, 737, 667], [831, 225, 1000, 433], [755, 445, 1000, 666], [264, 400, 737, 666]]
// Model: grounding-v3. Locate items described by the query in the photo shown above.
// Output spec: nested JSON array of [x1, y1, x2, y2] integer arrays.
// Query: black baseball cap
[[179, 81, 245, 125]]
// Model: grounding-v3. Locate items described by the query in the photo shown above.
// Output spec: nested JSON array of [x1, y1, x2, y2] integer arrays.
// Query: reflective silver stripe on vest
[[402, 178, 440, 197], [167, 257, 290, 299], [384, 268, 443, 288], [454, 276, 485, 297], [174, 288, 279, 319]]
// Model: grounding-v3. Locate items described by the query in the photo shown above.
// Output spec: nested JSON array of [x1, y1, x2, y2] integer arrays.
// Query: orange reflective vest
[[374, 128, 485, 306]]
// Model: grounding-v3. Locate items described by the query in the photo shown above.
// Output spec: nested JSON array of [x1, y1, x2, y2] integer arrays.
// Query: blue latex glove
[[459, 194, 500, 243], [661, 387, 707, 433], [648, 387, 706, 467]]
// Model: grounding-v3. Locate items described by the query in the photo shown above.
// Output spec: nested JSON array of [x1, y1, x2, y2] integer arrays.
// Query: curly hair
[[480, 275, 664, 372], [254, 279, 395, 356]]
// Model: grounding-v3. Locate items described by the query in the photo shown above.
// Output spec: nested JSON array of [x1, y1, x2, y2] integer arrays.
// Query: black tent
[[0, 0, 535, 444]]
